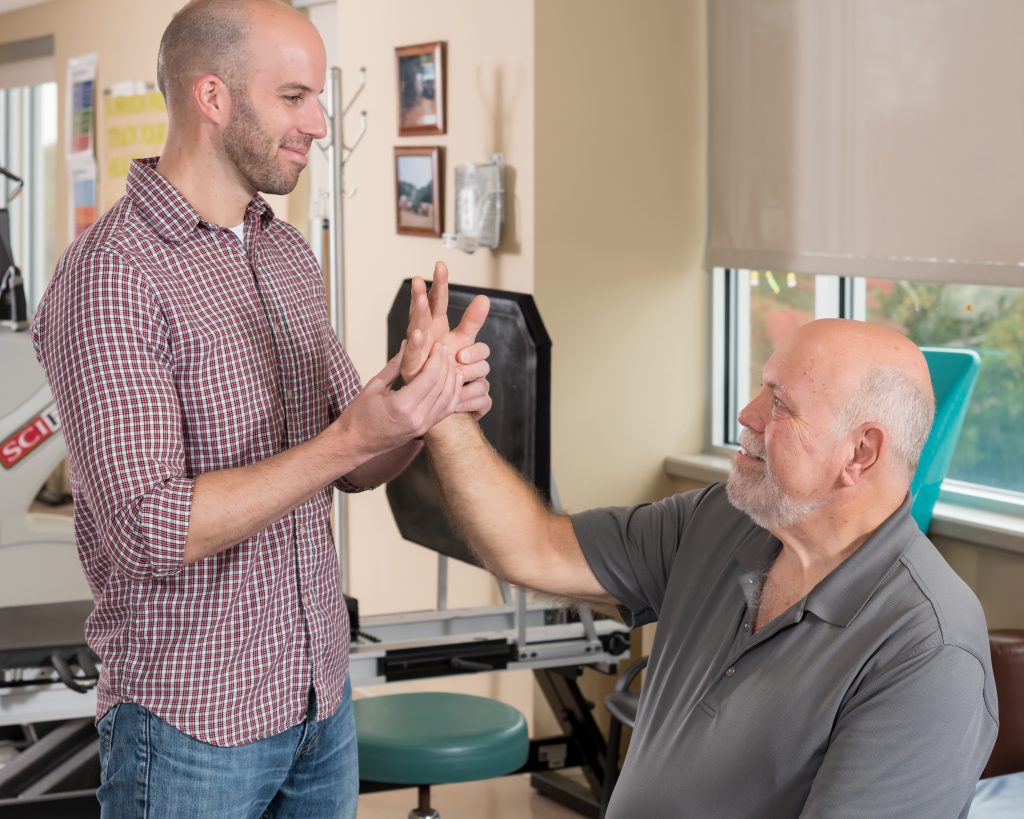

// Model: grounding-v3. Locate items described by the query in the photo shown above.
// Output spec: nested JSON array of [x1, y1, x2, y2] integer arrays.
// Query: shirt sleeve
[[322, 318, 370, 494], [799, 642, 998, 818], [571, 486, 714, 627], [35, 249, 192, 580]]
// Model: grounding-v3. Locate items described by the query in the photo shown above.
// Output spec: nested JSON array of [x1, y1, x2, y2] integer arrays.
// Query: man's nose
[[737, 389, 767, 434], [304, 101, 328, 140]]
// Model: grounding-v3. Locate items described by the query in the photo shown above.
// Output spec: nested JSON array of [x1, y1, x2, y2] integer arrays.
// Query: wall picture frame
[[396, 41, 446, 136], [395, 146, 442, 237]]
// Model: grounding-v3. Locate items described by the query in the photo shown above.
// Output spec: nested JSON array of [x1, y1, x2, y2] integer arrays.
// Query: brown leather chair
[[982, 629, 1024, 778]]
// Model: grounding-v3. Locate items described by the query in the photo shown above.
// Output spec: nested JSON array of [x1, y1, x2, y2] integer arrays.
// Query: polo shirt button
[[725, 667, 736, 677]]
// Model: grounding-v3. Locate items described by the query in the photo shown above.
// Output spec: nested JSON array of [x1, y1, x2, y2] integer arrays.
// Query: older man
[[33, 2, 489, 817], [425, 314, 997, 817]]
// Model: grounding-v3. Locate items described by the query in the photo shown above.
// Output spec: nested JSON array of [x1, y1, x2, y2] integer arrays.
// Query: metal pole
[[327, 66, 349, 594]]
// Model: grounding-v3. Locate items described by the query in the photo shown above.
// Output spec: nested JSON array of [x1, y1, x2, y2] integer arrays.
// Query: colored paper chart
[[66, 54, 97, 158]]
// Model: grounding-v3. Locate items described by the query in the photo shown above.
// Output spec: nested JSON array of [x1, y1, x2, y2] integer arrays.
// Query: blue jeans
[[96, 677, 358, 819]]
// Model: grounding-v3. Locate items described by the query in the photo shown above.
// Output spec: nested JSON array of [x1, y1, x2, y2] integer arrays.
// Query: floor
[[357, 774, 589, 819]]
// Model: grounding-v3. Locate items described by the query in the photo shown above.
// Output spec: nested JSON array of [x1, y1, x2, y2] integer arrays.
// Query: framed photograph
[[395, 146, 442, 237], [396, 41, 446, 136]]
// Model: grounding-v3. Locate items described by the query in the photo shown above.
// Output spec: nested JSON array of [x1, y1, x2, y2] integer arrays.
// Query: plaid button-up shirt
[[33, 157, 362, 747]]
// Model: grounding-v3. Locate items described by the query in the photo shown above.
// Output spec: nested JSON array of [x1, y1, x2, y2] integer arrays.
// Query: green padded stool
[[355, 692, 530, 818]]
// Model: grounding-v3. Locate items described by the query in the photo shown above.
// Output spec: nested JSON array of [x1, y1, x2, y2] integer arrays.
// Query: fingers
[[457, 341, 490, 367], [453, 294, 490, 345], [458, 358, 490, 384], [428, 261, 449, 323], [397, 341, 449, 405]]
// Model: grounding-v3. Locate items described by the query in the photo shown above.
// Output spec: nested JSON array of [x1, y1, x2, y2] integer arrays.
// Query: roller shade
[[0, 36, 53, 90], [708, 0, 1024, 287]]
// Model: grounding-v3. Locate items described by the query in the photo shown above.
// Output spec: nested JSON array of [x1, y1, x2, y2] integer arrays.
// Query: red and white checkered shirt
[[33, 157, 363, 747]]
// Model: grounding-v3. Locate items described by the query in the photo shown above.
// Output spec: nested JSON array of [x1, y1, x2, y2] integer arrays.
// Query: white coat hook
[[341, 111, 367, 166], [342, 68, 367, 117]]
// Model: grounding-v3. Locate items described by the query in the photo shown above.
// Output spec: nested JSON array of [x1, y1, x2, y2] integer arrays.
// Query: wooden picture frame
[[396, 41, 446, 136], [395, 146, 442, 237]]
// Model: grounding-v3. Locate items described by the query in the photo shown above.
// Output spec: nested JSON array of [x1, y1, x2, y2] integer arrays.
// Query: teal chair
[[910, 347, 981, 533], [355, 691, 529, 818]]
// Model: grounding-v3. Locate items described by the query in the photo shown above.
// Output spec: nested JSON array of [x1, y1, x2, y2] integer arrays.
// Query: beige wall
[[334, 0, 536, 620]]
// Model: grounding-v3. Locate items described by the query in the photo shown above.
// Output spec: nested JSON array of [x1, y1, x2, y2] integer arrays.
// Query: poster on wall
[[66, 54, 97, 157], [99, 82, 167, 212], [68, 156, 97, 241]]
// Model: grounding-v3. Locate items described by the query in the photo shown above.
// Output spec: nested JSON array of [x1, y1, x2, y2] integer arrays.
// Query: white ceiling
[[0, 0, 50, 14]]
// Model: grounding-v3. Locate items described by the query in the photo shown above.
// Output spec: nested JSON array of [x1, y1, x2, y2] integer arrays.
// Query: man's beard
[[223, 91, 308, 196], [726, 429, 829, 530]]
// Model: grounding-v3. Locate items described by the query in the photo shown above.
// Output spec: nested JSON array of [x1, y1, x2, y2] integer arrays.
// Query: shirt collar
[[731, 494, 919, 628], [126, 157, 275, 244], [803, 494, 919, 627]]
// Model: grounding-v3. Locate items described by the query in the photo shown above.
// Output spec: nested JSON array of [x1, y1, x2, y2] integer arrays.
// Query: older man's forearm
[[424, 414, 610, 601]]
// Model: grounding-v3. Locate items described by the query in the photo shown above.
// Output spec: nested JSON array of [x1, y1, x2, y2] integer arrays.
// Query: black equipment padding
[[378, 638, 517, 682], [385, 280, 551, 567]]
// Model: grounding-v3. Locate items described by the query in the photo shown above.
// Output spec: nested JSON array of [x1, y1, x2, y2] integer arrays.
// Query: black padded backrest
[[385, 280, 551, 567]]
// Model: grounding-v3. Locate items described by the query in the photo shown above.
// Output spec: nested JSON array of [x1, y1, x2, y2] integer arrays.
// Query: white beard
[[726, 429, 829, 531]]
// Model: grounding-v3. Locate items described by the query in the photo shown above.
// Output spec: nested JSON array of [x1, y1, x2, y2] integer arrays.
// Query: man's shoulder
[[896, 534, 990, 653]]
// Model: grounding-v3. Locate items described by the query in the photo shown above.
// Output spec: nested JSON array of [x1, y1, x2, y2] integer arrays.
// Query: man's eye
[[772, 396, 785, 410], [284, 95, 301, 104]]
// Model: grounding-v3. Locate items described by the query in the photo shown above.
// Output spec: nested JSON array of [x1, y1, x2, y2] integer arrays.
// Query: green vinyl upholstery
[[911, 347, 981, 533], [355, 692, 529, 785]]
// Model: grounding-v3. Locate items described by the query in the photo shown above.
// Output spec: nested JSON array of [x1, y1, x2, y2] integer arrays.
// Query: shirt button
[[725, 667, 736, 678], [302, 595, 311, 607], [273, 322, 281, 334], [298, 525, 307, 537], [743, 622, 750, 631], [285, 389, 293, 400]]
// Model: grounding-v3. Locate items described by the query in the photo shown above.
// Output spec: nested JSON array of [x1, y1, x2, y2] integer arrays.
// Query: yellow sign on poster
[[99, 85, 167, 211]]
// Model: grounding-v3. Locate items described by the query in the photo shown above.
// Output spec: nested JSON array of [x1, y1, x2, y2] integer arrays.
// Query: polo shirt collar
[[731, 494, 919, 628], [126, 156, 275, 244], [803, 494, 918, 627]]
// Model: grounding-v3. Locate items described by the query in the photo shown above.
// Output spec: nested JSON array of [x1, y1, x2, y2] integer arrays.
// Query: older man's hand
[[400, 261, 492, 419]]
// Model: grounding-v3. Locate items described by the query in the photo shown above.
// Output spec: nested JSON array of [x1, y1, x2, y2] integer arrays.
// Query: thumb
[[454, 295, 490, 344], [372, 341, 405, 390]]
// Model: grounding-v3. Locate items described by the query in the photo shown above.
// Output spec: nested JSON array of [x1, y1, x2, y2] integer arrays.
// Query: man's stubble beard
[[726, 429, 830, 531], [223, 90, 304, 196]]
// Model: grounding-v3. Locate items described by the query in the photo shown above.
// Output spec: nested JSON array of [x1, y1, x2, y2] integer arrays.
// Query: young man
[[423, 315, 998, 818], [33, 2, 490, 816]]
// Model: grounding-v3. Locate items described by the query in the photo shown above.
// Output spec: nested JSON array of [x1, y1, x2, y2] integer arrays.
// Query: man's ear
[[192, 74, 231, 126], [839, 424, 884, 487]]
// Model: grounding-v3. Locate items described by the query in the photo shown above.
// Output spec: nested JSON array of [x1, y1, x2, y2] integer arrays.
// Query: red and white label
[[0, 406, 61, 469]]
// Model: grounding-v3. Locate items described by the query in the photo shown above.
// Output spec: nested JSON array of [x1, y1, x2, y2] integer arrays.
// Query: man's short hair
[[157, 0, 251, 111], [834, 365, 936, 478]]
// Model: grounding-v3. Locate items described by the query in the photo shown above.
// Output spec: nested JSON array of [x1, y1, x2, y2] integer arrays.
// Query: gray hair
[[833, 365, 935, 478], [157, 0, 251, 113]]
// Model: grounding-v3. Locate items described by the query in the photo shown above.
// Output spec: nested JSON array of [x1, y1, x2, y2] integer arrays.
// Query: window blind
[[708, 0, 1024, 287]]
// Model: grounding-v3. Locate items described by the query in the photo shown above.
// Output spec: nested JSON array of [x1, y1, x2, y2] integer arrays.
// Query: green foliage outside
[[866, 280, 1024, 493]]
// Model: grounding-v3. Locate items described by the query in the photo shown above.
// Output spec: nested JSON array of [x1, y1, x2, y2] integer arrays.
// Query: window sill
[[664, 453, 1024, 557]]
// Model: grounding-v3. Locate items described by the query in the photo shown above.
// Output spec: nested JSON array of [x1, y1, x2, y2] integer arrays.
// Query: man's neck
[[771, 489, 904, 583], [155, 138, 254, 228]]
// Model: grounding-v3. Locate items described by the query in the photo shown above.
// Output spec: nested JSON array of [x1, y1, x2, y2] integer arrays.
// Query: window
[[0, 79, 58, 312], [714, 269, 1024, 507]]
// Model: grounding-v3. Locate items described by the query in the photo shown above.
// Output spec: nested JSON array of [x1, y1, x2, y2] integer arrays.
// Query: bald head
[[157, 0, 310, 117], [780, 319, 935, 479]]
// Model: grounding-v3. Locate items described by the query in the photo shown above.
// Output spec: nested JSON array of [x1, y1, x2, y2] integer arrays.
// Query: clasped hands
[[343, 262, 491, 456]]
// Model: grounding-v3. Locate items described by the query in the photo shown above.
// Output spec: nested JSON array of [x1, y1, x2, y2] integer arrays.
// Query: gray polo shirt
[[573, 483, 997, 819]]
